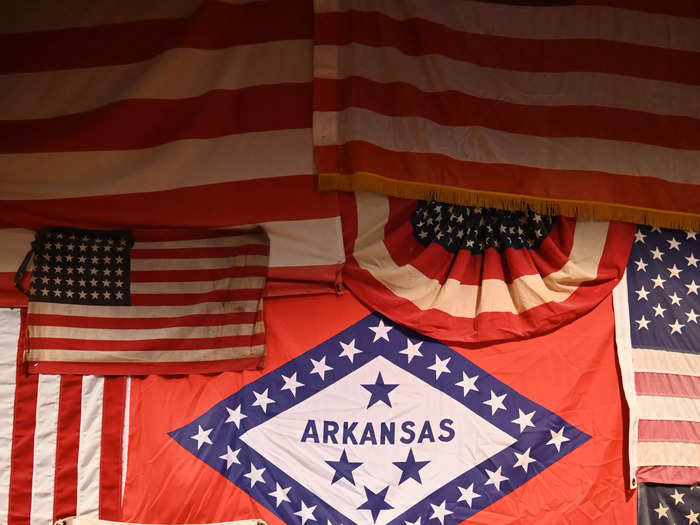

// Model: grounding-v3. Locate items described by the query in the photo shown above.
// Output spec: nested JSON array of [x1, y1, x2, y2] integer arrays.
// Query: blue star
[[358, 485, 393, 522], [361, 372, 399, 408], [393, 448, 430, 485], [325, 449, 362, 485]]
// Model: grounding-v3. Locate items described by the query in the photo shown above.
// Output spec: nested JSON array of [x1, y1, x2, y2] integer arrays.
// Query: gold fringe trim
[[319, 171, 700, 231]]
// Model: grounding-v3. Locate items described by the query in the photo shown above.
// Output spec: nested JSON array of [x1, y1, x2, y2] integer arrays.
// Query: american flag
[[313, 0, 700, 228], [20, 227, 269, 375], [613, 224, 700, 486], [0, 0, 345, 308], [638, 483, 700, 525]]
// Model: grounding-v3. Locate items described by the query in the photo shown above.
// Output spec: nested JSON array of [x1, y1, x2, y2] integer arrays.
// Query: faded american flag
[[613, 225, 700, 486], [638, 483, 700, 525], [19, 227, 269, 375]]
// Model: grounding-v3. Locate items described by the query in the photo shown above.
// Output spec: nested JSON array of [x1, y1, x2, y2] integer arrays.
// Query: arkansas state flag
[[122, 292, 634, 524]]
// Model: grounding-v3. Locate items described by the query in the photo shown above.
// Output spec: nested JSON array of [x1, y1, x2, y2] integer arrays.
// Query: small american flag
[[20, 227, 269, 375], [638, 483, 700, 525], [613, 224, 700, 486]]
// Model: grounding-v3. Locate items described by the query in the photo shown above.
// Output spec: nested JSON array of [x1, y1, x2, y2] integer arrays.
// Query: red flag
[[341, 192, 634, 343], [121, 292, 633, 524]]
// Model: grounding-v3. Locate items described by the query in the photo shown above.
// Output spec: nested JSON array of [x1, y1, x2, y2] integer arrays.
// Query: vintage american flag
[[0, 0, 345, 307], [20, 227, 269, 375], [638, 483, 700, 525], [613, 224, 700, 486], [313, 0, 700, 228], [343, 192, 635, 343]]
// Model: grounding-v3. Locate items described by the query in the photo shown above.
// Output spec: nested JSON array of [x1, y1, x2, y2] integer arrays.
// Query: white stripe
[[261, 217, 345, 268], [31, 321, 265, 341], [314, 109, 700, 184], [131, 276, 266, 294], [0, 128, 313, 200], [315, 43, 700, 119], [1, 40, 311, 120], [76, 375, 104, 517], [0, 309, 20, 522], [131, 254, 268, 271], [612, 273, 640, 488], [26, 345, 266, 363], [29, 300, 262, 317], [354, 192, 609, 317], [134, 234, 267, 250], [632, 348, 700, 377], [638, 442, 700, 468], [638, 395, 700, 422], [29, 374, 61, 525], [121, 377, 131, 504], [315, 0, 700, 52]]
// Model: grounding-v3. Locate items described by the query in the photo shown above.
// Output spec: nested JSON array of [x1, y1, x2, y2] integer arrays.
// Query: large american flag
[[0, 0, 345, 307], [313, 0, 700, 228], [613, 224, 700, 486], [21, 227, 268, 375]]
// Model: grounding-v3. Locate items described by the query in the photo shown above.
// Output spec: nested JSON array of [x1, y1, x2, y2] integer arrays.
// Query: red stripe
[[315, 11, 700, 84], [130, 266, 267, 283], [131, 244, 269, 259], [637, 466, 700, 485], [28, 311, 261, 329], [638, 419, 700, 443], [0, 175, 338, 229], [315, 77, 700, 150], [0, 0, 312, 73], [31, 332, 266, 351], [8, 309, 37, 525], [1, 85, 311, 153], [636, 372, 700, 398], [578, 0, 700, 18], [29, 356, 264, 375], [315, 142, 700, 215], [99, 377, 126, 520], [52, 376, 82, 522], [131, 288, 263, 306], [133, 228, 265, 242]]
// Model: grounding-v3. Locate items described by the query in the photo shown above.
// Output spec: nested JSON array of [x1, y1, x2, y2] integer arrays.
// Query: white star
[[671, 488, 685, 504], [512, 409, 535, 432], [457, 483, 481, 507], [635, 286, 650, 301], [483, 390, 507, 415], [686, 309, 699, 323], [243, 463, 266, 488], [651, 226, 662, 232], [404, 517, 421, 525], [219, 446, 240, 469], [653, 502, 669, 518], [310, 356, 333, 381], [667, 237, 681, 250], [484, 466, 509, 491], [191, 425, 213, 450], [399, 338, 423, 363], [225, 405, 247, 428], [339, 339, 362, 363], [455, 372, 479, 396], [294, 501, 317, 525], [635, 316, 650, 330], [668, 264, 683, 278], [669, 319, 685, 335], [427, 354, 451, 380], [252, 388, 275, 413], [687, 253, 699, 268], [634, 230, 646, 243], [651, 274, 666, 289], [429, 500, 453, 525], [686, 280, 699, 295], [281, 372, 304, 397], [513, 448, 537, 472], [687, 231, 698, 240], [687, 509, 699, 525], [369, 319, 393, 342], [650, 247, 664, 261], [634, 258, 648, 271], [670, 292, 683, 306], [268, 482, 291, 507], [546, 427, 570, 452]]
